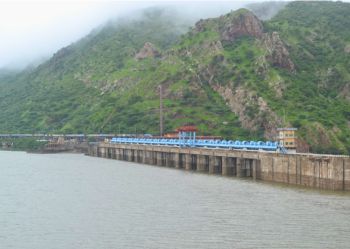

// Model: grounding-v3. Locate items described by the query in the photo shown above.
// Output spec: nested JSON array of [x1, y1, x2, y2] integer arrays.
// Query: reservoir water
[[1, 151, 350, 249]]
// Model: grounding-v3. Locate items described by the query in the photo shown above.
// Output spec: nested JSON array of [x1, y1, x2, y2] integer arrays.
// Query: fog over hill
[[0, 1, 264, 70]]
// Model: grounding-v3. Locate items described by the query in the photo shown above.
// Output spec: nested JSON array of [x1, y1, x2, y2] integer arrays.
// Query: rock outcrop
[[198, 64, 283, 139], [135, 42, 161, 60], [262, 32, 295, 72], [212, 85, 282, 139], [219, 9, 263, 42], [193, 9, 263, 42], [194, 9, 294, 73], [194, 19, 209, 33]]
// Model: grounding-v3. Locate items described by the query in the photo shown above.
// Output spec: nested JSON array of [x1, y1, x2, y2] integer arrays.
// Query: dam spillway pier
[[88, 142, 350, 191]]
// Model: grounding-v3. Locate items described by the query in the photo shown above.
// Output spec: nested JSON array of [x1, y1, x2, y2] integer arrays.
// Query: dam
[[88, 142, 350, 191]]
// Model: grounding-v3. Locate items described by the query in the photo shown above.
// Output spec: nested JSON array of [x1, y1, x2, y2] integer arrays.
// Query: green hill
[[0, 2, 349, 154]]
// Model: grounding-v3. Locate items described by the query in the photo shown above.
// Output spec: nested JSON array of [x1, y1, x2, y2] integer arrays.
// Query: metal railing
[[110, 137, 279, 151]]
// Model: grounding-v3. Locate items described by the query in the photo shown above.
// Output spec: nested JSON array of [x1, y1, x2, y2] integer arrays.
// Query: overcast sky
[[0, 0, 327, 69]]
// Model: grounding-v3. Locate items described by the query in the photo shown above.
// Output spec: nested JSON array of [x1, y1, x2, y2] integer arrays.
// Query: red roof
[[176, 125, 198, 132]]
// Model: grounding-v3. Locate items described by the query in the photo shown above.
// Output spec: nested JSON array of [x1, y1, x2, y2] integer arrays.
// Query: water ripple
[[0, 151, 350, 249]]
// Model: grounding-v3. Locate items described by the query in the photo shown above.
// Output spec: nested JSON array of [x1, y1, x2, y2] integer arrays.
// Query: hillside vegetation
[[0, 1, 349, 154]]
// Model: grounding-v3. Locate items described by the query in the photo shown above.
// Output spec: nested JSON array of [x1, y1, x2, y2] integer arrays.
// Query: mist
[[0, 1, 282, 70]]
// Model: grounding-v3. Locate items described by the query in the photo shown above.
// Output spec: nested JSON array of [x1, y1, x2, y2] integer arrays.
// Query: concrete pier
[[88, 143, 350, 191]]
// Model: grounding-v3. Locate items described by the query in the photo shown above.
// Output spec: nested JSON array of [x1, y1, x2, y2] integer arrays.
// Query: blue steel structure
[[110, 137, 280, 152], [178, 127, 196, 147]]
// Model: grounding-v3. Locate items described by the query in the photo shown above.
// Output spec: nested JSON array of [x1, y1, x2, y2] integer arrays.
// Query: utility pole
[[159, 85, 163, 137]]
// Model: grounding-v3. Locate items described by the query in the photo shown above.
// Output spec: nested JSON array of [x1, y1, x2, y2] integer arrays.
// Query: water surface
[[1, 151, 349, 248]]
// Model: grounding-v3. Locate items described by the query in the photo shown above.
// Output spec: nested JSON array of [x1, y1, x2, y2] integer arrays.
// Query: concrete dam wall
[[88, 143, 350, 191]]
